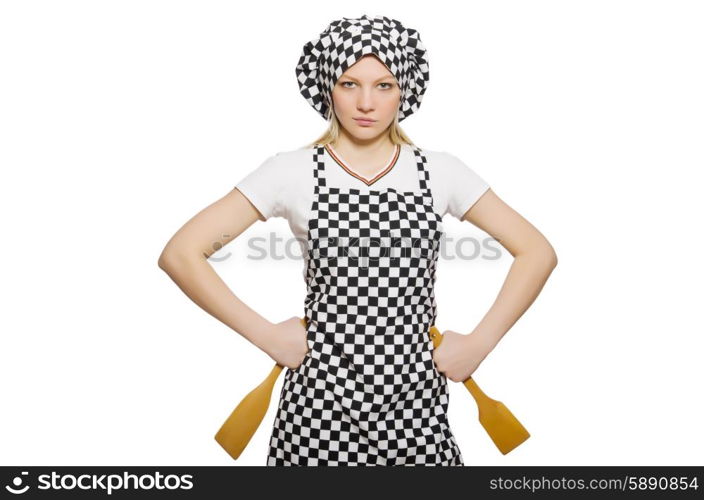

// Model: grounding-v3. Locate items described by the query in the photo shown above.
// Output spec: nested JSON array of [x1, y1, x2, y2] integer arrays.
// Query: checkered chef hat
[[295, 14, 430, 122]]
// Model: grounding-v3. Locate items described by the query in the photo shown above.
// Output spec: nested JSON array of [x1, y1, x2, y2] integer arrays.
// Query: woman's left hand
[[432, 330, 492, 383]]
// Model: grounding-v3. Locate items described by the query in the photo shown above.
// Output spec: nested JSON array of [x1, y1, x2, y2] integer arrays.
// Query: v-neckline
[[324, 143, 401, 186]]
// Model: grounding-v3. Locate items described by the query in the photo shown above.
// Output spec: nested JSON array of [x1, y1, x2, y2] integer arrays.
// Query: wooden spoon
[[215, 319, 530, 459]]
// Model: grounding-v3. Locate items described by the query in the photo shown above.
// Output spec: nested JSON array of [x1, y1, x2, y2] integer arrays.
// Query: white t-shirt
[[234, 143, 490, 278]]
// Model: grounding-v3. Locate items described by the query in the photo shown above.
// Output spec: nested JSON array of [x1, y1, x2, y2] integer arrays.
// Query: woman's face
[[331, 54, 401, 140]]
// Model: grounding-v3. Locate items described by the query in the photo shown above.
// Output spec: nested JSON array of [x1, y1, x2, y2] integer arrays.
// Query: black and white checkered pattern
[[295, 14, 430, 123], [266, 145, 464, 466]]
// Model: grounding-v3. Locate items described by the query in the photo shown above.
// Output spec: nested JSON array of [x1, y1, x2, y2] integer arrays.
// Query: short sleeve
[[441, 152, 490, 219], [234, 153, 287, 221]]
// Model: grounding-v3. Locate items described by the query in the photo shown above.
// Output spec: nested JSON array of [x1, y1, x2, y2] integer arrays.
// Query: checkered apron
[[266, 145, 464, 466]]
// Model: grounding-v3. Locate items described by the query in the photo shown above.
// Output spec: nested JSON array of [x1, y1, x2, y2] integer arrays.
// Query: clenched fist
[[261, 316, 310, 370]]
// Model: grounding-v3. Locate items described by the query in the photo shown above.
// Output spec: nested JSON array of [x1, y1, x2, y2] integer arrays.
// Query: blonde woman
[[158, 15, 557, 466]]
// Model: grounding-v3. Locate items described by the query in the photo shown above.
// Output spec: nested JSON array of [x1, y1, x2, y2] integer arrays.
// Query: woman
[[158, 15, 557, 466]]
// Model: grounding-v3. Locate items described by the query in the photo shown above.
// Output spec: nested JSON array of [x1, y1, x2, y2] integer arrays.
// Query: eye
[[339, 81, 395, 89]]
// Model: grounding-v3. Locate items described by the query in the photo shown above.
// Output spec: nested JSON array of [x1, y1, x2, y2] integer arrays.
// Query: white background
[[1, 0, 702, 466]]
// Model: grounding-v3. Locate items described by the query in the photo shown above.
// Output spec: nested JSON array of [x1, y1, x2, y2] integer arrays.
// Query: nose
[[357, 89, 375, 112]]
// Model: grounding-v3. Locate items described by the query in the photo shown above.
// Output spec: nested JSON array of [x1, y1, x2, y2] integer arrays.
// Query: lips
[[354, 118, 376, 125]]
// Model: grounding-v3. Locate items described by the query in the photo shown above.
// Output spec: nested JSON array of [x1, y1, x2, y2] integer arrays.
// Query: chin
[[346, 123, 377, 134]]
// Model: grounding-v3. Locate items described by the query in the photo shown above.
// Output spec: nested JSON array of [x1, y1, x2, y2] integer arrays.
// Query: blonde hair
[[305, 103, 415, 149]]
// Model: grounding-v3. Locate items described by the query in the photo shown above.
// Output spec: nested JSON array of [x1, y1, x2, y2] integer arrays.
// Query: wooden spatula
[[214, 362, 283, 460], [214, 319, 305, 460], [428, 325, 530, 455], [215, 319, 529, 459]]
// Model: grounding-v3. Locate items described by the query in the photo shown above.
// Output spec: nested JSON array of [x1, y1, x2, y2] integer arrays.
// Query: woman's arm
[[434, 188, 558, 382], [157, 187, 308, 368]]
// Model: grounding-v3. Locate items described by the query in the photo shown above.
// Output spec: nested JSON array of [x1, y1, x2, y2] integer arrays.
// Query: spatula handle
[[428, 325, 493, 404]]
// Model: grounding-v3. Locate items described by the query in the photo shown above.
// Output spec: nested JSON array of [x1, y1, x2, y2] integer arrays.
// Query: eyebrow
[[340, 75, 396, 83]]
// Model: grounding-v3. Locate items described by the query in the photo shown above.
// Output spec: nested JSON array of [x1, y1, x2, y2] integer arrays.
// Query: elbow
[[157, 251, 172, 272], [543, 242, 558, 270], [158, 249, 181, 273], [158, 247, 203, 273], [548, 250, 558, 269], [521, 241, 557, 270]]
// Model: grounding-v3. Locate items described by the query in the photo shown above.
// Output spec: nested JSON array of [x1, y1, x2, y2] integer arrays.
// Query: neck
[[331, 129, 395, 160]]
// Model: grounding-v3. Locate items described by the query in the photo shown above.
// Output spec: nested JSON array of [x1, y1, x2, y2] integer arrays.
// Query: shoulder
[[396, 144, 481, 181], [416, 146, 488, 182], [414, 145, 490, 218], [236, 145, 315, 194], [257, 146, 313, 173], [241, 146, 314, 189], [235, 146, 314, 221], [414, 146, 471, 173]]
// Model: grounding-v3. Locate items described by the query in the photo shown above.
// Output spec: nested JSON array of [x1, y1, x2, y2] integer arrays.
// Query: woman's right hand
[[264, 316, 309, 370]]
